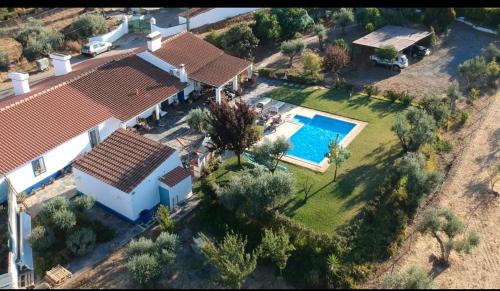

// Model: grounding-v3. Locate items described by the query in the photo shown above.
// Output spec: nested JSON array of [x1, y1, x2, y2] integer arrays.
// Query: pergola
[[353, 25, 432, 52]]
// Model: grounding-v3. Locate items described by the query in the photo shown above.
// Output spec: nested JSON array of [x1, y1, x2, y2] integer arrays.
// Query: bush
[[39, 196, 70, 224], [52, 209, 77, 231], [186, 108, 210, 133], [71, 195, 95, 213], [481, 43, 500, 63], [127, 237, 155, 257], [127, 254, 161, 286], [259, 227, 295, 270], [64, 40, 82, 53], [419, 96, 451, 127], [434, 138, 453, 153], [382, 265, 433, 289], [16, 18, 63, 61], [457, 109, 471, 125], [363, 85, 379, 97], [271, 8, 314, 40], [302, 51, 322, 77], [385, 90, 399, 102], [204, 31, 223, 48], [385, 90, 413, 105], [0, 50, 9, 72], [287, 72, 324, 85], [459, 56, 488, 87], [155, 204, 174, 232], [66, 227, 96, 256], [258, 67, 276, 78], [87, 219, 115, 243], [457, 8, 500, 30], [220, 24, 259, 59], [252, 10, 280, 44], [375, 45, 398, 61], [70, 13, 107, 40], [365, 22, 375, 32], [330, 38, 350, 53], [28, 225, 55, 251], [154, 232, 180, 264]]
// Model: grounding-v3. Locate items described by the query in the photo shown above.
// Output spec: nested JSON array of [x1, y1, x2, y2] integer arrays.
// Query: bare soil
[[365, 90, 500, 289]]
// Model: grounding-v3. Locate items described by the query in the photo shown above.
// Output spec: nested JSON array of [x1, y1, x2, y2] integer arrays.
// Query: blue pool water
[[287, 114, 356, 164]]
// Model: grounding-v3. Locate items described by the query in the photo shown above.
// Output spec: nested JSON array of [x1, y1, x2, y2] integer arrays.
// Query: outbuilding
[[73, 128, 192, 223]]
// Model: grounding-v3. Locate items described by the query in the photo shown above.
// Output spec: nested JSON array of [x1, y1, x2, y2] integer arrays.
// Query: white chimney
[[49, 53, 72, 76], [179, 64, 188, 82], [8, 72, 30, 96], [147, 31, 162, 52]]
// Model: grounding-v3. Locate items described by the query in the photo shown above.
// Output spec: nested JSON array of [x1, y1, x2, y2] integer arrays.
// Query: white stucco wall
[[74, 168, 135, 220], [137, 50, 178, 74], [150, 23, 187, 38], [159, 174, 192, 208], [89, 15, 129, 43], [74, 151, 183, 221], [5, 117, 121, 193], [178, 8, 258, 29]]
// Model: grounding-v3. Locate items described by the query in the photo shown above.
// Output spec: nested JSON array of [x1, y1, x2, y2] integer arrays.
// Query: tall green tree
[[220, 24, 259, 59], [271, 8, 314, 40], [418, 207, 480, 265], [252, 135, 291, 174], [202, 230, 258, 289], [392, 107, 436, 152], [206, 100, 259, 167], [280, 39, 306, 68], [332, 8, 354, 35], [355, 8, 381, 29], [258, 227, 295, 271], [252, 10, 280, 44], [326, 136, 351, 182]]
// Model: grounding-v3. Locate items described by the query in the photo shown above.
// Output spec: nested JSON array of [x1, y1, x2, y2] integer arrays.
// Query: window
[[32, 157, 46, 177], [89, 128, 101, 148]]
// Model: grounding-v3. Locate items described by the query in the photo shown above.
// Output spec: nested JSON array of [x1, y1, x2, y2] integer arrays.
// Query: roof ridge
[[161, 30, 190, 44], [0, 52, 137, 113]]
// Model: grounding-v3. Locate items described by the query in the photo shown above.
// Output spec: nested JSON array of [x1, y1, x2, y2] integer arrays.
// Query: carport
[[352, 25, 432, 63]]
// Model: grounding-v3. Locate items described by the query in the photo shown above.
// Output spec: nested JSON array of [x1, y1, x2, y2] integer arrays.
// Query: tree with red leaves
[[323, 45, 350, 81], [207, 100, 260, 167]]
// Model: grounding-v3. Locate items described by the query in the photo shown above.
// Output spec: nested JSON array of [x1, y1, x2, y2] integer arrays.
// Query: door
[[159, 186, 170, 208], [88, 128, 100, 148], [177, 90, 185, 102]]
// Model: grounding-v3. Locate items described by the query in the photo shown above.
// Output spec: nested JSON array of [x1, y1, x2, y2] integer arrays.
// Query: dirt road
[[371, 91, 500, 288]]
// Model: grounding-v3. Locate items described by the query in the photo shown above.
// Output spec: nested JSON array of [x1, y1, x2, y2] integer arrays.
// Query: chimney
[[146, 31, 162, 52], [49, 53, 72, 76], [179, 64, 188, 82], [8, 72, 30, 96]]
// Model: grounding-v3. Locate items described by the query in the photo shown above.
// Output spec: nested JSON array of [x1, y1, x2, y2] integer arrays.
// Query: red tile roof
[[161, 166, 191, 187], [73, 129, 176, 193], [152, 32, 252, 87], [0, 52, 185, 175], [177, 8, 214, 18]]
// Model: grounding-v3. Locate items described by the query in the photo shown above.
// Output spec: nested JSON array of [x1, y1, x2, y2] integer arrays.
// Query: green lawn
[[200, 86, 405, 235]]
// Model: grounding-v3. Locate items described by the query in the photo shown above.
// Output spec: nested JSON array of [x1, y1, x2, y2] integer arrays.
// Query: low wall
[[178, 8, 257, 30], [88, 15, 129, 43], [455, 17, 497, 35], [150, 23, 187, 38]]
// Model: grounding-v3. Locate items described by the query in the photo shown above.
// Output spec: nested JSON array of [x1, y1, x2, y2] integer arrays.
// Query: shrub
[[363, 84, 379, 97], [204, 31, 223, 47], [258, 67, 276, 78], [186, 107, 210, 133], [459, 56, 488, 87], [419, 96, 451, 127], [0, 50, 9, 72], [66, 227, 96, 256], [365, 22, 375, 32], [330, 38, 350, 53], [16, 18, 63, 61], [375, 45, 398, 61], [70, 13, 107, 40], [323, 45, 349, 80], [28, 225, 55, 251], [486, 58, 499, 87], [392, 107, 437, 152], [271, 8, 314, 40], [154, 232, 180, 264], [52, 209, 77, 231], [481, 43, 500, 63], [64, 40, 82, 53], [259, 227, 295, 270], [382, 265, 433, 289], [332, 8, 354, 34], [71, 195, 95, 213], [356, 8, 381, 28], [457, 109, 471, 125], [88, 219, 115, 243], [127, 237, 155, 257], [434, 138, 453, 153], [220, 24, 259, 59], [287, 72, 324, 85], [155, 204, 174, 232], [399, 92, 414, 106], [127, 253, 161, 286], [39, 196, 70, 225], [385, 90, 399, 102], [302, 51, 322, 77]]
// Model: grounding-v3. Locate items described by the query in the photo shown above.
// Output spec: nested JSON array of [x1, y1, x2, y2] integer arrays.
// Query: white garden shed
[[73, 129, 192, 223]]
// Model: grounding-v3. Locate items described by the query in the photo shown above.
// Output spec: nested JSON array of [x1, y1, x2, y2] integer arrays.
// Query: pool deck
[[262, 102, 367, 173]]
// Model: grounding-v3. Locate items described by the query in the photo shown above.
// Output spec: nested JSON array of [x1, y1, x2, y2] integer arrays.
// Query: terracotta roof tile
[[161, 166, 191, 187], [152, 32, 252, 87], [73, 129, 176, 193], [0, 51, 184, 175]]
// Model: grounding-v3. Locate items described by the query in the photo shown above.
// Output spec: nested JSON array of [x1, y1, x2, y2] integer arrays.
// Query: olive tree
[[186, 107, 210, 133], [70, 13, 107, 40], [258, 227, 295, 271], [392, 107, 436, 152], [447, 80, 462, 115], [252, 10, 280, 44], [71, 195, 95, 214], [332, 8, 354, 35], [312, 23, 327, 50], [218, 167, 294, 219], [418, 207, 480, 266], [382, 265, 433, 289], [459, 56, 488, 87], [326, 137, 351, 182], [52, 208, 77, 232], [16, 18, 63, 61], [66, 227, 96, 256], [154, 231, 179, 264], [375, 45, 398, 62], [252, 135, 291, 174], [202, 230, 258, 289], [127, 253, 161, 286], [28, 225, 55, 251], [280, 39, 306, 68]]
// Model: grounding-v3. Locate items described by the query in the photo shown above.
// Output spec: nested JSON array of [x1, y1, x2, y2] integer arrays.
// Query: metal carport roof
[[352, 25, 432, 52]]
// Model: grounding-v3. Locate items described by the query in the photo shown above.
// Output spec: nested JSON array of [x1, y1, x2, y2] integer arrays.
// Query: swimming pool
[[287, 114, 357, 165]]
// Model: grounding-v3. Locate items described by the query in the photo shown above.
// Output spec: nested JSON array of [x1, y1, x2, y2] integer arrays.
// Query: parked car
[[81, 41, 112, 57], [369, 54, 409, 71], [411, 45, 431, 59]]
